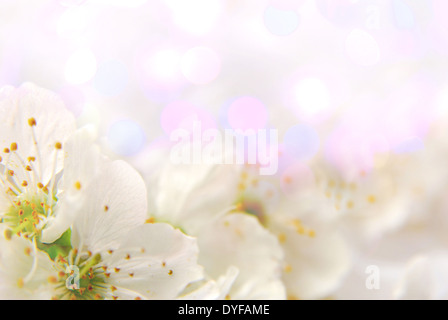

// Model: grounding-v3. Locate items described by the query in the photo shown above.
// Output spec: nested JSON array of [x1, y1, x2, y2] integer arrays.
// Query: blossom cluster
[[1, 83, 447, 300]]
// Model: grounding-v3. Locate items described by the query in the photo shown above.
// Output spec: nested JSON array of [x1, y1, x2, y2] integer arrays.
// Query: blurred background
[[1, 0, 447, 159], [1, 0, 448, 299]]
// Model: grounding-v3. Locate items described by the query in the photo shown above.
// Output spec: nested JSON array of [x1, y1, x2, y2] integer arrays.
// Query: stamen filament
[[47, 147, 60, 216], [79, 254, 102, 278], [30, 126, 43, 182], [11, 151, 34, 192]]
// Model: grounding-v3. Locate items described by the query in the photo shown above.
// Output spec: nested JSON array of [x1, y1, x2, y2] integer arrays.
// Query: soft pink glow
[[160, 100, 217, 136], [227, 96, 268, 132], [181, 47, 221, 85]]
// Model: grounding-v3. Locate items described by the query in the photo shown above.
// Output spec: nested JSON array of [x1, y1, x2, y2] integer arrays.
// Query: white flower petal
[[270, 219, 351, 300], [393, 252, 448, 300], [0, 228, 57, 299], [178, 280, 221, 300], [179, 266, 239, 300], [71, 159, 147, 253], [41, 125, 101, 243], [102, 223, 203, 299], [0, 83, 76, 185], [196, 213, 286, 300], [147, 157, 239, 234]]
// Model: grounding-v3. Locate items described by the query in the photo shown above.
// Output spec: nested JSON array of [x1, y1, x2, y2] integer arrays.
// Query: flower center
[[2, 196, 49, 238], [0, 117, 63, 239], [239, 198, 268, 226], [52, 251, 108, 300]]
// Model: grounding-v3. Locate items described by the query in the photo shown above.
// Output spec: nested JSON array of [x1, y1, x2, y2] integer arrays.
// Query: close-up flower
[[0, 83, 85, 242], [142, 154, 286, 299], [0, 84, 205, 300], [1, 0, 448, 304]]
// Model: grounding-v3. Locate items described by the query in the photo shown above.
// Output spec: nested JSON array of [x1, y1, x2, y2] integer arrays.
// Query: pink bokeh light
[[160, 100, 217, 136], [227, 96, 268, 132]]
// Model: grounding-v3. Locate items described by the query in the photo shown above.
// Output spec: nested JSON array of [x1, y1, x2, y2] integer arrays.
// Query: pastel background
[[1, 0, 448, 299]]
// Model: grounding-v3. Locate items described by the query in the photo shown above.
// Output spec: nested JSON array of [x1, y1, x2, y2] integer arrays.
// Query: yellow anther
[[168, 270, 173, 275], [10, 143, 18, 151], [74, 181, 81, 190], [4, 148, 10, 153], [145, 217, 155, 224], [234, 202, 244, 212], [37, 182, 44, 189], [278, 233, 287, 244], [347, 201, 354, 209], [47, 276, 58, 284], [28, 118, 37, 126], [283, 176, 292, 184], [4, 229, 12, 240], [308, 230, 316, 238], [367, 195, 376, 204], [55, 142, 62, 150], [24, 247, 32, 256], [22, 181, 28, 187], [17, 278, 24, 288], [28, 156, 36, 162], [296, 225, 306, 235], [292, 219, 302, 228], [284, 264, 292, 273]]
